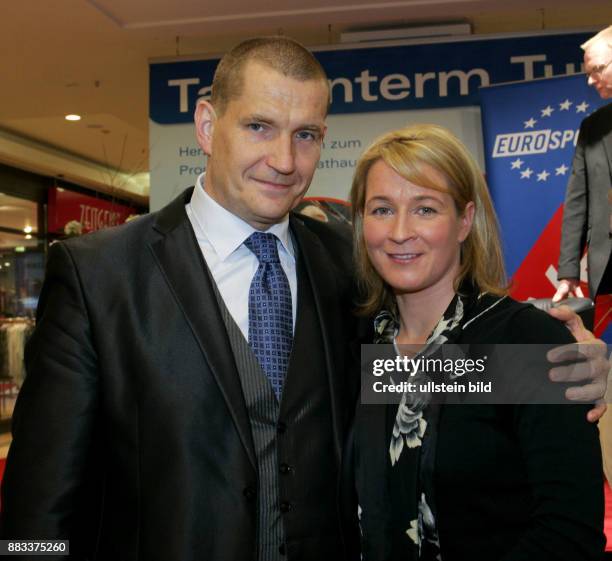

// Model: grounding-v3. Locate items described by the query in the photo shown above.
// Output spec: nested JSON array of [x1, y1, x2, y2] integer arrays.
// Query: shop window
[[0, 193, 44, 424]]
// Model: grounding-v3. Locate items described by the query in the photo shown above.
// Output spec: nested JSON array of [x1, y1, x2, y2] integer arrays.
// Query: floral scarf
[[368, 288, 481, 560]]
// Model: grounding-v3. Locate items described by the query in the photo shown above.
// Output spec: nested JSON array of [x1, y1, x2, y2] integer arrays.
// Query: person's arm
[[500, 308, 605, 561], [546, 305, 609, 422], [0, 241, 100, 554], [499, 402, 604, 561], [555, 119, 589, 301]]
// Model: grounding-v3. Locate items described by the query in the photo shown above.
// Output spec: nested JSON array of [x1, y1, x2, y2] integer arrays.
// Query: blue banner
[[150, 31, 591, 124], [481, 73, 605, 278]]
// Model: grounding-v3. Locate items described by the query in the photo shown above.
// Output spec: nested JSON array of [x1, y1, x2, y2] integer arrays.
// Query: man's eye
[[247, 123, 265, 132], [297, 131, 317, 141]]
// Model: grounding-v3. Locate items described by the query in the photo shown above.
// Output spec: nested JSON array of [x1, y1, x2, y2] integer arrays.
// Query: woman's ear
[[458, 201, 475, 243], [194, 100, 216, 156]]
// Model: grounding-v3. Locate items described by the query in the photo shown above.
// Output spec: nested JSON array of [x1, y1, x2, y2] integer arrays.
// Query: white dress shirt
[[186, 174, 297, 341]]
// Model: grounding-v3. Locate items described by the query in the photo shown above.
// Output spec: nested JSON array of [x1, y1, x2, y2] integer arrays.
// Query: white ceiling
[[1, 0, 611, 202]]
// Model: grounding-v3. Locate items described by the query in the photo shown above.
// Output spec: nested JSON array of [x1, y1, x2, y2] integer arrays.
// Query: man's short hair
[[210, 36, 329, 115], [581, 25, 612, 51]]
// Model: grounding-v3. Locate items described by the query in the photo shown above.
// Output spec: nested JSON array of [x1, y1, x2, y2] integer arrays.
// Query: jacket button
[[243, 487, 256, 501], [277, 421, 287, 434], [279, 543, 286, 555], [280, 501, 292, 513], [279, 463, 293, 474]]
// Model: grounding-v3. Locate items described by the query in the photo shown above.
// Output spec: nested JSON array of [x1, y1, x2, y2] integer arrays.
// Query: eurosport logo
[[490, 97, 592, 183]]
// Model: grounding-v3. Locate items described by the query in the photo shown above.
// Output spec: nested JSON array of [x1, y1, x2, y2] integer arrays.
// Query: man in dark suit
[[0, 36, 608, 561], [555, 25, 612, 302], [0, 37, 358, 561]]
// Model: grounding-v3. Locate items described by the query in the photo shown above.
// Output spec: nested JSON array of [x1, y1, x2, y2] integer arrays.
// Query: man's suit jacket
[[0, 189, 359, 560], [559, 102, 612, 297]]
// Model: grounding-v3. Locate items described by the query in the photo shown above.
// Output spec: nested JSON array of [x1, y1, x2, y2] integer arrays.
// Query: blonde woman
[[350, 124, 604, 561]]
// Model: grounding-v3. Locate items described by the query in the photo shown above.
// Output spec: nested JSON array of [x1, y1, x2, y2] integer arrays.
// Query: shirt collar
[[189, 173, 294, 262]]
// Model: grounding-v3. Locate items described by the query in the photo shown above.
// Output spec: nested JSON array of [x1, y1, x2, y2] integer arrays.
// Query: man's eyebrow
[[242, 114, 274, 124], [300, 124, 324, 134], [240, 114, 324, 133]]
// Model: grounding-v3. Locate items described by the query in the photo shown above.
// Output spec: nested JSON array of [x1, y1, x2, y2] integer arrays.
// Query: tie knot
[[244, 232, 280, 264]]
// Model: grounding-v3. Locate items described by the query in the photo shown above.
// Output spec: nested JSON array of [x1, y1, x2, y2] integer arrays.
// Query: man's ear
[[194, 100, 216, 155], [320, 125, 328, 145]]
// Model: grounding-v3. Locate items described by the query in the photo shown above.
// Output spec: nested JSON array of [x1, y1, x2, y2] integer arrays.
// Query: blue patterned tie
[[244, 232, 293, 398]]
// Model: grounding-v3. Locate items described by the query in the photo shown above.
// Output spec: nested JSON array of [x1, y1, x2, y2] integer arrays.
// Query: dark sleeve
[[0, 241, 101, 554], [501, 307, 605, 561], [558, 117, 589, 280]]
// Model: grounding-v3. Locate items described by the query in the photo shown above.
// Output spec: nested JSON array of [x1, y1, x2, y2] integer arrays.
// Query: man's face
[[584, 39, 612, 99], [195, 61, 328, 230]]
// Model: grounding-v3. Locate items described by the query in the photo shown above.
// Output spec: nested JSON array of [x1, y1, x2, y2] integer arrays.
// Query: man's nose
[[268, 134, 295, 175]]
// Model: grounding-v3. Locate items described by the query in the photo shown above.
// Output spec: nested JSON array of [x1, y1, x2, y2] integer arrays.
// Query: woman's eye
[[371, 207, 392, 216], [416, 206, 437, 216]]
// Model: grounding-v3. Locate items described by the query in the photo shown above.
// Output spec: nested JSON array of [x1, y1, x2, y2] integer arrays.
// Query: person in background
[[554, 24, 612, 302], [351, 124, 605, 560], [553, 24, 612, 493]]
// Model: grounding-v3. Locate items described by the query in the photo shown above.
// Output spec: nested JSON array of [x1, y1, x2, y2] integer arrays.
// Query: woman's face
[[362, 159, 474, 300]]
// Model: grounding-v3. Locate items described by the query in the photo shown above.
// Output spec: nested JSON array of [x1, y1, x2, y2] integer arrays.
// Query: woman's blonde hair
[[350, 123, 507, 316]]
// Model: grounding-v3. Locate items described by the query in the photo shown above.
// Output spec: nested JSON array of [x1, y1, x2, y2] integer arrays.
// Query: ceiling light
[[3, 262, 9, 267], [25, 234, 32, 240], [14, 246, 25, 253], [23, 225, 32, 233], [341, 23, 471, 44], [65, 114, 81, 121]]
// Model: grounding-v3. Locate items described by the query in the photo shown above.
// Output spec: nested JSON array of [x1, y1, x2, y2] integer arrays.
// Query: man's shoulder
[[60, 211, 156, 256], [290, 211, 352, 250], [58, 189, 191, 265], [463, 295, 574, 345]]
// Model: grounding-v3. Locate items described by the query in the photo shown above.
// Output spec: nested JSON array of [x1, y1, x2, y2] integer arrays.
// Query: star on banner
[[511, 158, 524, 169], [524, 118, 537, 129], [541, 105, 554, 117], [521, 168, 533, 179], [555, 164, 569, 175], [576, 101, 589, 113], [537, 170, 550, 182], [559, 99, 572, 110]]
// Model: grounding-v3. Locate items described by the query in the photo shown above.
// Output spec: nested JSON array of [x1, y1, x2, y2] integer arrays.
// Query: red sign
[[48, 187, 137, 235], [510, 205, 612, 338]]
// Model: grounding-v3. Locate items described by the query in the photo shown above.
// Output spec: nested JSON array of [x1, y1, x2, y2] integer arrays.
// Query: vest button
[[277, 421, 287, 434], [280, 463, 293, 474], [243, 487, 256, 501], [280, 501, 292, 513]]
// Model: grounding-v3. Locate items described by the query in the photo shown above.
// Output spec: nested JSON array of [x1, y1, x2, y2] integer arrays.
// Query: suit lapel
[[149, 189, 256, 469], [290, 215, 345, 455], [596, 103, 612, 179], [603, 131, 612, 179]]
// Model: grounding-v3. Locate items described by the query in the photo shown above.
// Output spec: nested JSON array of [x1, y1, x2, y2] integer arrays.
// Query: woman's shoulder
[[462, 295, 575, 345]]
